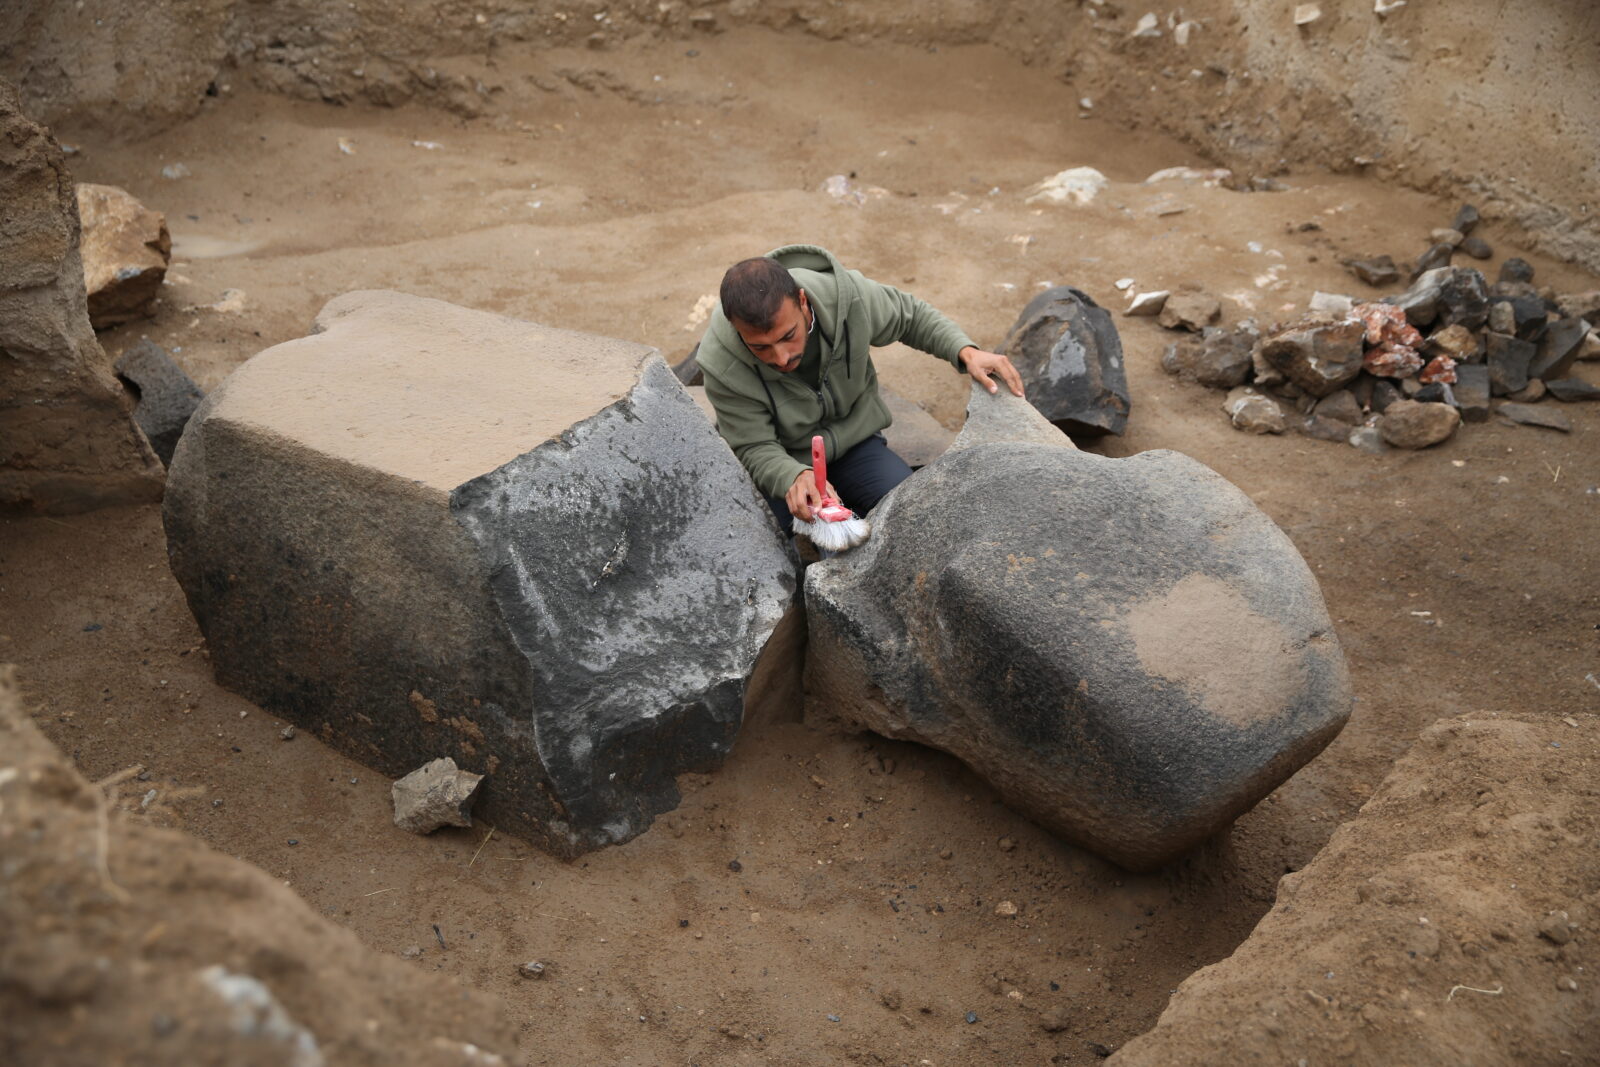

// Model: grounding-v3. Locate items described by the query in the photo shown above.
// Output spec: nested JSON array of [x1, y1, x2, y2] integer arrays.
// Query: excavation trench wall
[[3, 0, 1597, 270]]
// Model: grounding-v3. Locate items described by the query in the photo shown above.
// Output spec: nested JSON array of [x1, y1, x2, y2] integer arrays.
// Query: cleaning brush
[[792, 435, 872, 552]]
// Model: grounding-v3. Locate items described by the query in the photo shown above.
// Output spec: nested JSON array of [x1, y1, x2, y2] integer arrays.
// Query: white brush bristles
[[793, 514, 872, 552]]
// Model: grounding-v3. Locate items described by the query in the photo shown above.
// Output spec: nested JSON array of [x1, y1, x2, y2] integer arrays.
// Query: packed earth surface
[[3, 11, 1598, 1066]]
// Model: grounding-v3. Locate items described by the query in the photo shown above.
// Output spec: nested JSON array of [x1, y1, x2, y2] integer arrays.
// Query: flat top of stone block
[[209, 290, 657, 490]]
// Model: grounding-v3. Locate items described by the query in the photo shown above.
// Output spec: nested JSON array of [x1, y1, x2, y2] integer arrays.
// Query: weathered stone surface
[[1581, 329, 1600, 362], [1160, 325, 1254, 389], [1224, 388, 1286, 434], [1312, 389, 1362, 425], [1506, 380, 1545, 403], [0, 79, 164, 513], [1453, 364, 1490, 422], [1347, 425, 1388, 454], [1125, 290, 1170, 317], [1345, 255, 1401, 288], [1425, 323, 1480, 363], [1497, 402, 1572, 432], [1378, 400, 1460, 449], [392, 757, 483, 834], [1296, 414, 1351, 443], [1370, 379, 1404, 413], [1498, 258, 1535, 285], [1555, 291, 1600, 321], [77, 183, 170, 328], [1459, 235, 1492, 260], [164, 290, 797, 858], [114, 339, 203, 466], [1429, 228, 1464, 248], [803, 385, 1350, 871], [1451, 203, 1481, 236], [1529, 317, 1591, 382], [1544, 378, 1600, 403], [1487, 300, 1516, 336], [998, 286, 1130, 437], [1258, 319, 1365, 397], [1157, 289, 1221, 332], [1388, 267, 1489, 330], [1485, 332, 1536, 396], [1410, 243, 1453, 279]]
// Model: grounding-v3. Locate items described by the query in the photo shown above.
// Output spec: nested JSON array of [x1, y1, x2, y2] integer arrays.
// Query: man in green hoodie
[[697, 244, 1024, 531]]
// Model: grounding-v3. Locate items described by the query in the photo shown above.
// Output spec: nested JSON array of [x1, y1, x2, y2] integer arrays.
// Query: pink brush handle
[[810, 435, 829, 499]]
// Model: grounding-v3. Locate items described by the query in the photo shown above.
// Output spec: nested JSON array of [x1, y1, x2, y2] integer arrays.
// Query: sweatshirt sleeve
[[702, 366, 810, 499], [849, 269, 977, 369]]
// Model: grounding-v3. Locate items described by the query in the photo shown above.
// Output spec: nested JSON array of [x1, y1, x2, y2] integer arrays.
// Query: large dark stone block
[[999, 286, 1130, 437], [164, 291, 797, 858], [804, 386, 1351, 871]]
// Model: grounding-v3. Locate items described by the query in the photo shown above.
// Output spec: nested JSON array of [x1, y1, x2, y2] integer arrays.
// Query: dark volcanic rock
[[1485, 332, 1536, 396], [1459, 236, 1492, 260], [1160, 325, 1255, 389], [998, 285, 1130, 437], [1312, 389, 1362, 425], [1389, 268, 1489, 330], [114, 339, 204, 467], [1529, 317, 1592, 383], [1370, 379, 1404, 413], [803, 386, 1352, 871], [1257, 319, 1365, 397], [1498, 258, 1535, 285], [1545, 378, 1600, 403], [164, 291, 797, 859], [1451, 204, 1481, 236], [671, 343, 703, 386], [1410, 243, 1454, 279], [1346, 255, 1401, 288], [1453, 364, 1491, 422], [1497, 402, 1572, 432]]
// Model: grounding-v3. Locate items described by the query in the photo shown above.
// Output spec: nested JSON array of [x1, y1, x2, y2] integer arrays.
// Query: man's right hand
[[786, 469, 837, 521]]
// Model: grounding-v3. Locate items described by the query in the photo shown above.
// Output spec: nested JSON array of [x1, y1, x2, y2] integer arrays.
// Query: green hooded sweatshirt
[[697, 244, 976, 499]]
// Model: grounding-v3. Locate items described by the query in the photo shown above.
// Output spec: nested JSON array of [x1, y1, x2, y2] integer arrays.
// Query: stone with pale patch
[[164, 290, 797, 858], [802, 385, 1351, 871], [76, 183, 171, 328]]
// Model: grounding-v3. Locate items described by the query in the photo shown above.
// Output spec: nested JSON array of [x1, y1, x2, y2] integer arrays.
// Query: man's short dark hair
[[720, 257, 800, 331]]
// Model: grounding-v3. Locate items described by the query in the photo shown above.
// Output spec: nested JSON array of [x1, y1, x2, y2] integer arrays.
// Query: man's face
[[733, 291, 811, 373]]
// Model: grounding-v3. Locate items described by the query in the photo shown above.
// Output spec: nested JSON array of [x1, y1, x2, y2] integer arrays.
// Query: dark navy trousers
[[765, 433, 913, 535]]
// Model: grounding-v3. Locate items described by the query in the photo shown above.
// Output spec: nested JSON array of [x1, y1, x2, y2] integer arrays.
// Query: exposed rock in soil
[[1453, 364, 1490, 422], [0, 667, 516, 1065], [1528, 317, 1591, 382], [392, 756, 484, 834], [998, 285, 1129, 437], [1345, 255, 1401, 288], [1257, 319, 1365, 397], [163, 290, 797, 858], [1544, 377, 1600, 403], [1389, 267, 1490, 331], [113, 339, 204, 467], [804, 385, 1350, 871], [1161, 327, 1255, 390], [1485, 332, 1536, 396], [1497, 402, 1572, 432], [1224, 388, 1286, 434], [1157, 290, 1221, 333], [1378, 400, 1459, 449], [1109, 714, 1598, 1066], [76, 183, 171, 328], [0, 78, 164, 513]]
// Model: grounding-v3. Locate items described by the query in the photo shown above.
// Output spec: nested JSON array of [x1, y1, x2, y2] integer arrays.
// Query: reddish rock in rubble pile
[[1354, 303, 1424, 379]]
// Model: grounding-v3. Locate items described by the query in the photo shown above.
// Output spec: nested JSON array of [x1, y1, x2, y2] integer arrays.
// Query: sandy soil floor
[[5, 29, 1598, 1065]]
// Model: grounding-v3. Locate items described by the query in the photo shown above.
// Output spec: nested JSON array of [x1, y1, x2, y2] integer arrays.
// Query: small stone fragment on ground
[[1346, 255, 1401, 287], [1411, 243, 1453, 279], [1459, 236, 1492, 260], [1347, 425, 1388, 454], [77, 183, 172, 329], [1224, 388, 1286, 434], [1026, 167, 1108, 206], [1125, 290, 1171, 316], [1428, 228, 1464, 248], [1379, 400, 1460, 449], [1496, 402, 1572, 432], [517, 961, 547, 979], [1555, 291, 1600, 321], [1498, 258, 1535, 285], [1158, 289, 1221, 332], [392, 757, 484, 834], [1529, 317, 1591, 382], [1260, 318, 1366, 396], [1545, 378, 1600, 402], [1452, 203, 1481, 235], [1160, 325, 1255, 389], [1485, 332, 1536, 396], [1313, 389, 1362, 425], [1506, 380, 1546, 403]]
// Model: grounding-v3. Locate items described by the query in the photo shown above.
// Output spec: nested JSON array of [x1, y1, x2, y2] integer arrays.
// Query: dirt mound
[[0, 666, 515, 1066], [1115, 712, 1599, 1065]]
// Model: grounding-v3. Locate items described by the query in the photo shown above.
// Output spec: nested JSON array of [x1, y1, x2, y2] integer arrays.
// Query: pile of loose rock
[[1155, 206, 1600, 450]]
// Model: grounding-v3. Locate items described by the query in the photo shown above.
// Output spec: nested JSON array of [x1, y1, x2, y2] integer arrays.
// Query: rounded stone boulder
[[164, 290, 797, 858], [1378, 399, 1460, 449], [803, 388, 1352, 871]]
